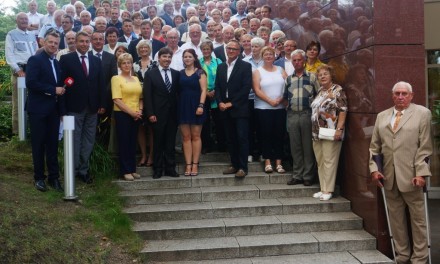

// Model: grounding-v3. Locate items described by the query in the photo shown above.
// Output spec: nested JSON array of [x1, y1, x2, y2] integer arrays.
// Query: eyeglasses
[[226, 47, 240, 51]]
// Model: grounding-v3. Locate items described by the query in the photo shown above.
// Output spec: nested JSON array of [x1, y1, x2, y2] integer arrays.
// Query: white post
[[63, 116, 77, 201], [17, 77, 26, 141]]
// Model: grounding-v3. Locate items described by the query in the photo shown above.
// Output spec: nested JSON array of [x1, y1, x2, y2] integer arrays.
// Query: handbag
[[318, 127, 336, 141]]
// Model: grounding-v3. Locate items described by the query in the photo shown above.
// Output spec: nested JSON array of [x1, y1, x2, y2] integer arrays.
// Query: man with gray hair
[[284, 49, 319, 186], [154, 28, 184, 70], [39, 9, 65, 46], [5, 12, 38, 134], [27, 0, 43, 38], [369, 81, 432, 264], [180, 24, 204, 57], [40, 1, 57, 28], [213, 25, 235, 62], [177, 6, 207, 35]]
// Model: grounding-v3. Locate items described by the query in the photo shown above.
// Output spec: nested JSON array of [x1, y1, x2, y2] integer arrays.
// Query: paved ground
[[429, 199, 439, 263]]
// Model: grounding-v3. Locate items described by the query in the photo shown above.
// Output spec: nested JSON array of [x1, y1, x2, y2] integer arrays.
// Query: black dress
[[178, 69, 206, 125]]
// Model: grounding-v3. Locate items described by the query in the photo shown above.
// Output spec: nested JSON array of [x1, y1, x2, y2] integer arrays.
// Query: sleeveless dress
[[178, 69, 207, 125]]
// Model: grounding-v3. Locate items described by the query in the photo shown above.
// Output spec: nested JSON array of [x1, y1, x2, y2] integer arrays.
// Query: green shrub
[[0, 49, 12, 98], [0, 102, 12, 142]]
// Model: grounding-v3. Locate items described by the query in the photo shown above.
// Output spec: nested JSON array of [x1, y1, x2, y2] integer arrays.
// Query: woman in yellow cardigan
[[111, 53, 143, 181]]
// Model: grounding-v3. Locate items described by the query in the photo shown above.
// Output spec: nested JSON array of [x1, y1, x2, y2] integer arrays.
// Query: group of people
[[5, 1, 434, 262]]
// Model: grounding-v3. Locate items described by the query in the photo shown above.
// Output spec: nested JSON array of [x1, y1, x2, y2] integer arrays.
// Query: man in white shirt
[[180, 24, 204, 58], [27, 0, 43, 38], [154, 29, 184, 71], [40, 1, 57, 28]]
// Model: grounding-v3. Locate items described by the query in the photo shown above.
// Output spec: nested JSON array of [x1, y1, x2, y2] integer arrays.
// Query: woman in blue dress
[[179, 49, 207, 176]]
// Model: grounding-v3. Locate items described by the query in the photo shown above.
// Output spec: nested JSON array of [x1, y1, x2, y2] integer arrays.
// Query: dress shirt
[[49, 57, 58, 83], [391, 108, 406, 127], [284, 57, 294, 75], [124, 34, 133, 45], [27, 12, 43, 36], [158, 65, 172, 85], [154, 46, 184, 71], [40, 13, 54, 28]]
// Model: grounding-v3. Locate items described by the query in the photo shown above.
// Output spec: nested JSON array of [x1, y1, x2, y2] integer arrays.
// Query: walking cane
[[423, 185, 432, 264], [372, 154, 396, 263], [379, 179, 397, 263]]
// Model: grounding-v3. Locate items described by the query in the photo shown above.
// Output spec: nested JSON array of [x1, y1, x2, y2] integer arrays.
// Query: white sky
[[1, 0, 18, 15]]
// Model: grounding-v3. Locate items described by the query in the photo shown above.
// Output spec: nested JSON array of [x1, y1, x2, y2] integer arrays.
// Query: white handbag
[[318, 127, 336, 141]]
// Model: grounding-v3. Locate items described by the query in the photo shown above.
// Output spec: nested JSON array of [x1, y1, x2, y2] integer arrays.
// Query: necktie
[[81, 55, 88, 76], [96, 52, 101, 60], [163, 68, 171, 92], [393, 111, 402, 132], [49, 58, 57, 83]]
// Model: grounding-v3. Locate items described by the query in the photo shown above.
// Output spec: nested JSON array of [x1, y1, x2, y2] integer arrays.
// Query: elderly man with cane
[[369, 81, 432, 264]]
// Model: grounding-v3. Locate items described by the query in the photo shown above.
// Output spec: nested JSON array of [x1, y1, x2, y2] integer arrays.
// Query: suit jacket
[[92, 50, 118, 111], [215, 58, 252, 118], [274, 57, 287, 69], [214, 45, 227, 63], [369, 103, 433, 192], [118, 35, 138, 44], [143, 67, 180, 121], [160, 13, 175, 27], [128, 37, 166, 62], [59, 51, 105, 113], [25, 51, 64, 115]]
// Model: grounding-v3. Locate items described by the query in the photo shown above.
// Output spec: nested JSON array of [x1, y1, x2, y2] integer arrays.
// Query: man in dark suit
[[91, 31, 118, 112], [90, 31, 118, 146], [59, 31, 106, 184], [215, 40, 252, 178], [118, 19, 137, 45], [128, 20, 165, 61], [143, 47, 180, 179], [26, 30, 65, 192]]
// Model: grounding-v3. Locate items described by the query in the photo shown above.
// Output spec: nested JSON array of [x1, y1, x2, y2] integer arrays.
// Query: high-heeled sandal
[[191, 162, 199, 176], [184, 164, 192, 176]]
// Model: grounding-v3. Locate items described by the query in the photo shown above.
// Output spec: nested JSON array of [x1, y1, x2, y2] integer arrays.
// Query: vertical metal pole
[[63, 116, 77, 201], [17, 77, 26, 141]]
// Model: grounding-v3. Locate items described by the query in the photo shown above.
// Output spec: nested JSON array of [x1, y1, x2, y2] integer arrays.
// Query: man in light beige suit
[[369, 81, 433, 264]]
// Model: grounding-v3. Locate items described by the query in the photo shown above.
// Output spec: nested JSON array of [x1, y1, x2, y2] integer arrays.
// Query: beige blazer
[[369, 103, 433, 192]]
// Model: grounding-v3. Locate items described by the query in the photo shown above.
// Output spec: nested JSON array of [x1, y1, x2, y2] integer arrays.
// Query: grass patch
[[0, 139, 144, 263]]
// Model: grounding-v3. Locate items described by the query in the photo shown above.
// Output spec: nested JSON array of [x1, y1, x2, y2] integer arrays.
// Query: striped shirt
[[283, 70, 319, 111]]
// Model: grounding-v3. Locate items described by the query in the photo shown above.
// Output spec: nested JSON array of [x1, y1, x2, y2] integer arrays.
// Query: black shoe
[[303, 180, 312, 186], [35, 180, 48, 192], [48, 178, 63, 192], [165, 170, 179, 177], [287, 178, 303, 185], [79, 174, 93, 184], [152, 173, 162, 179]]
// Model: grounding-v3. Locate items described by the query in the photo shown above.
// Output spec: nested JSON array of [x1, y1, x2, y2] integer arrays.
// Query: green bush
[[0, 49, 12, 98], [433, 100, 440, 149], [0, 102, 12, 142]]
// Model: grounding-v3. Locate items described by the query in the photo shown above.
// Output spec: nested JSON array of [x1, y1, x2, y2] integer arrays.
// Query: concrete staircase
[[115, 153, 393, 264]]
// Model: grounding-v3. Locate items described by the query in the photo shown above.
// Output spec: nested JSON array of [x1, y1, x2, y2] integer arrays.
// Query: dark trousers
[[256, 109, 286, 160], [114, 111, 139, 176], [248, 100, 259, 157], [222, 112, 249, 172], [151, 114, 177, 175], [211, 107, 226, 148], [201, 103, 215, 150], [29, 111, 60, 181]]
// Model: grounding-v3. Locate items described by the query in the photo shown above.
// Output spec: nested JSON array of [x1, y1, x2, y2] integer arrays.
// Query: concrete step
[[141, 230, 377, 261], [150, 250, 393, 264], [119, 184, 321, 205], [136, 161, 266, 176], [133, 212, 363, 240], [114, 172, 292, 190], [175, 152, 231, 163], [124, 197, 351, 222]]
